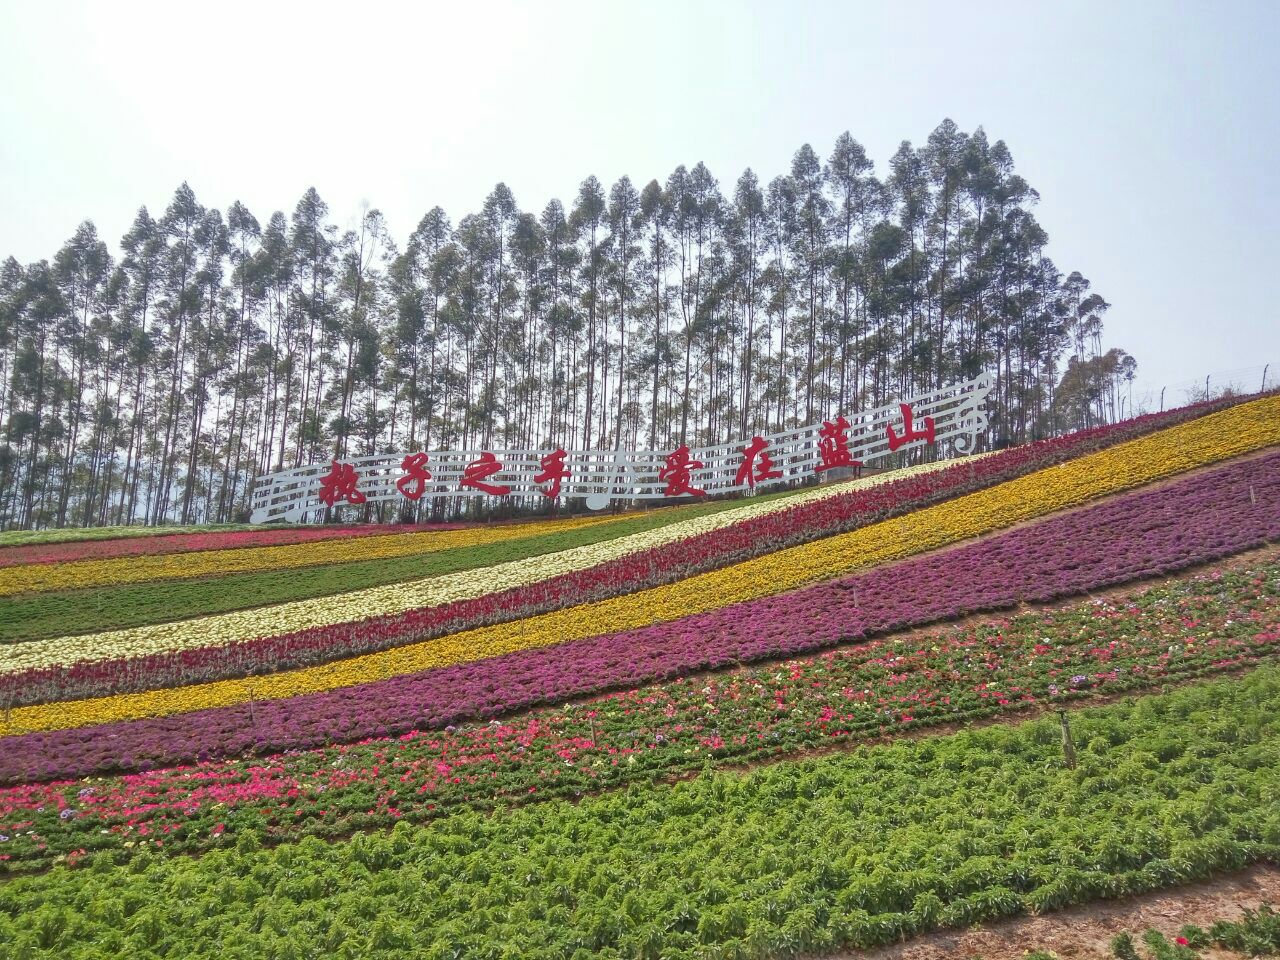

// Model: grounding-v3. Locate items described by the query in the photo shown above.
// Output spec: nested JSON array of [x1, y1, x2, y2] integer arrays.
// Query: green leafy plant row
[[3, 666, 1279, 959]]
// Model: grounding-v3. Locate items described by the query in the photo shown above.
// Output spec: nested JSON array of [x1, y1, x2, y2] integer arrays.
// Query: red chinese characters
[[395, 452, 433, 500], [658, 445, 706, 497], [735, 436, 784, 489], [460, 451, 510, 496], [317, 460, 366, 507], [815, 416, 862, 473], [885, 403, 936, 452], [534, 448, 571, 499]]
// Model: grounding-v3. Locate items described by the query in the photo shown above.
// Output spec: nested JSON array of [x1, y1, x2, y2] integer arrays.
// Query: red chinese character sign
[[658, 445, 706, 497], [814, 417, 862, 473], [735, 436, 783, 489], [885, 403, 936, 452], [317, 460, 366, 507], [460, 452, 510, 496], [249, 374, 993, 523], [534, 449, 571, 499], [395, 453, 433, 500]]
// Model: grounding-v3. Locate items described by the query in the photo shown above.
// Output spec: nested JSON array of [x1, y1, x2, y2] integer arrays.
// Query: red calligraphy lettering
[[317, 460, 366, 506], [658, 445, 706, 497], [460, 451, 510, 496], [735, 436, 784, 489], [395, 452, 433, 500], [815, 416, 862, 473], [885, 403, 936, 452], [534, 448, 571, 499]]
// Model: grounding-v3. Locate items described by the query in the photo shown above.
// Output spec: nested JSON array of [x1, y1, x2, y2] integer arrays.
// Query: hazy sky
[[2, 0, 1277, 407]]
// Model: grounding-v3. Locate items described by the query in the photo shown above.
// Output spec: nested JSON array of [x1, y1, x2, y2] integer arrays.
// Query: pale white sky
[[2, 0, 1277, 406]]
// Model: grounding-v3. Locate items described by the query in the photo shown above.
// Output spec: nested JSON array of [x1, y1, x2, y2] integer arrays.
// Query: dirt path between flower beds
[[816, 863, 1280, 960]]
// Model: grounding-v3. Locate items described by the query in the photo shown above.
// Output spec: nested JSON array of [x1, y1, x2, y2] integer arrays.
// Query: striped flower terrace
[[1, 392, 1266, 690], [1, 397, 1277, 778]]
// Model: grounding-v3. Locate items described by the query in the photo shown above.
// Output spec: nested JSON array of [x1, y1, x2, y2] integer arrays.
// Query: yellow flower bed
[[4, 459, 967, 674], [0, 514, 624, 597], [3, 394, 1276, 737]]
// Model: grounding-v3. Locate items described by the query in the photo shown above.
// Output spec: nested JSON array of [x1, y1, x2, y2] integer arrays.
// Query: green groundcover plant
[[2, 666, 1279, 959]]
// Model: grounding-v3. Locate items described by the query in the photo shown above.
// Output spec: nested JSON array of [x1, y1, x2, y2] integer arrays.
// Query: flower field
[[4, 443, 1277, 778], [2, 554, 1277, 873], [5, 395, 1278, 692], [3, 669, 1280, 958], [0, 392, 1278, 958], [0, 392, 1255, 647], [0, 393, 1247, 697]]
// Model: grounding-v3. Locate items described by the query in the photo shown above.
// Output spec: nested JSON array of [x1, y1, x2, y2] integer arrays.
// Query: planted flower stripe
[[3, 460, 958, 663], [1, 398, 1276, 737], [3, 670, 1279, 958], [3, 445, 1276, 779], [3, 556, 1275, 872], [0, 514, 628, 596], [0, 522, 484, 568], [0, 523, 260, 549]]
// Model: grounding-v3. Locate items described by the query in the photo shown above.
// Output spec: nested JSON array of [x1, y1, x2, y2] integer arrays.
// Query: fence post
[[1059, 710, 1078, 770]]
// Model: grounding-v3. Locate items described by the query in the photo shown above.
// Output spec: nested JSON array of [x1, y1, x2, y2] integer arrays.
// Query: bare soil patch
[[821, 864, 1280, 960]]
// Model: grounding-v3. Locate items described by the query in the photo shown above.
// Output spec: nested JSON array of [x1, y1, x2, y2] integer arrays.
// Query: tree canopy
[[0, 121, 1132, 528]]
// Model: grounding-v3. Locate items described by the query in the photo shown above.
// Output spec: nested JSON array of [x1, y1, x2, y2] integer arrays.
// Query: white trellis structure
[[250, 373, 994, 524]]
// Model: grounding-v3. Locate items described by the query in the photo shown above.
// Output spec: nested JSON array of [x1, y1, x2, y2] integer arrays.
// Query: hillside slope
[[1, 394, 1278, 959]]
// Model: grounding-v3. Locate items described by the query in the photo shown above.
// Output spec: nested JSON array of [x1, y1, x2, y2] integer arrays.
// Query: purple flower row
[[3, 450, 1278, 784]]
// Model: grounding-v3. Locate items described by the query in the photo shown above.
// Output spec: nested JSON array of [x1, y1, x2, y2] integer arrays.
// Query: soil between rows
[[816, 863, 1280, 960]]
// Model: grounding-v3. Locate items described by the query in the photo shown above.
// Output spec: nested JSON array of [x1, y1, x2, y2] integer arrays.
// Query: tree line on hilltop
[[0, 119, 1133, 529]]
